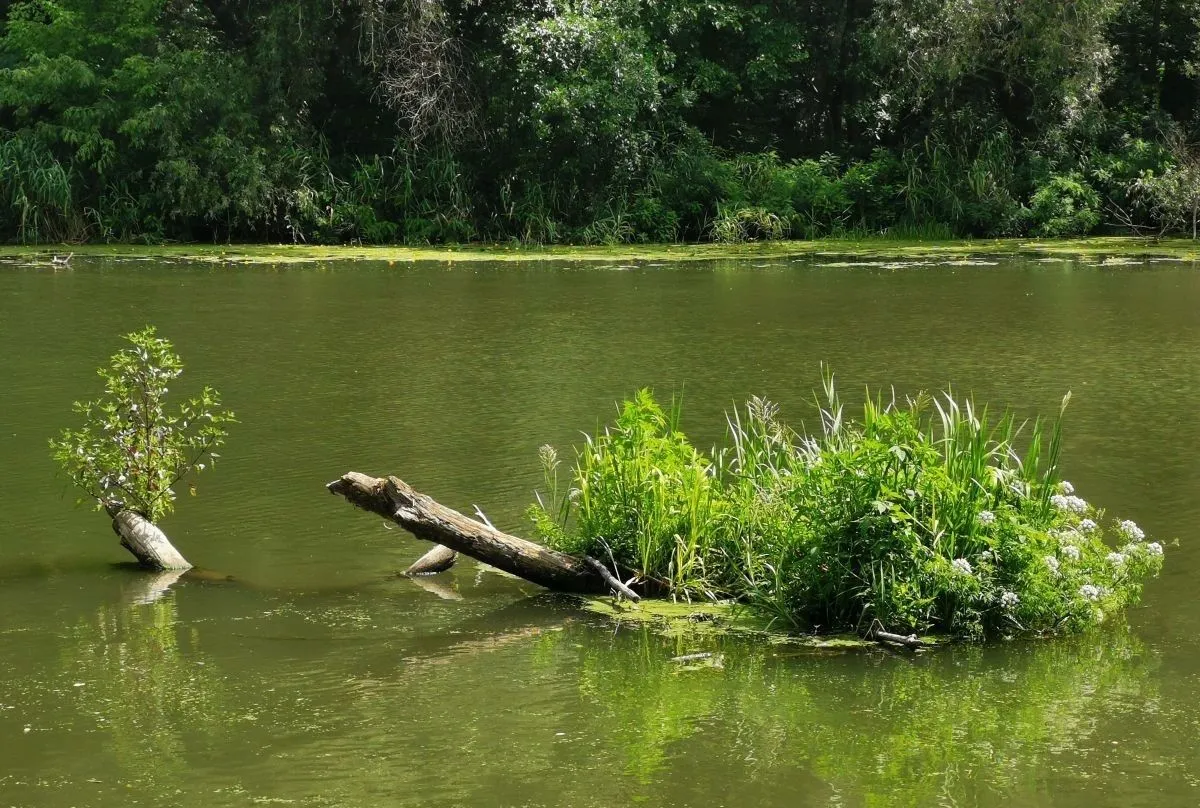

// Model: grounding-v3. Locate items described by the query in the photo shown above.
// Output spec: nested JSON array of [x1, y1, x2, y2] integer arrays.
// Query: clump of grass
[[531, 390, 722, 598], [529, 373, 1164, 640]]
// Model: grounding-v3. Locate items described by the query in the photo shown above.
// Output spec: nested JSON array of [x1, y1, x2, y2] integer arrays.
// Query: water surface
[[1, 254, 1198, 806]]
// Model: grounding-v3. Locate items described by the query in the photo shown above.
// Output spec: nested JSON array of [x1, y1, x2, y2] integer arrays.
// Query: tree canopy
[[3, 0, 1200, 244]]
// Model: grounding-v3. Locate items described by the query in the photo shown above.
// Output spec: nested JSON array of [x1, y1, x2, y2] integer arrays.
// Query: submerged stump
[[406, 544, 458, 576]]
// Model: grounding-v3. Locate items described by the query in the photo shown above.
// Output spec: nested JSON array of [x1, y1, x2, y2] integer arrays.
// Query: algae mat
[[4, 235, 1200, 265], [575, 596, 941, 650]]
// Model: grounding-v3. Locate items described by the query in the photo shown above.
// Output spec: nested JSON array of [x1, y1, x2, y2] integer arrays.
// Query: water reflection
[[538, 619, 1162, 805], [1, 583, 1188, 807], [65, 585, 221, 789], [4, 255, 1200, 806]]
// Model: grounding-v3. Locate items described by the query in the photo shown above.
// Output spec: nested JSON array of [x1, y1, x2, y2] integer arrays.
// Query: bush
[[1028, 174, 1102, 237], [653, 140, 742, 239], [529, 377, 1164, 640], [788, 157, 851, 237], [530, 391, 721, 596]]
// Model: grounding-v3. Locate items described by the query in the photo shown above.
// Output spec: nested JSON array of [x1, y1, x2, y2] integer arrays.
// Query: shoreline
[[2, 236, 1199, 264]]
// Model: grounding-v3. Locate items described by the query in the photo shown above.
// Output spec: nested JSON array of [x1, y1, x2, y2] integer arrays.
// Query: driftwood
[[403, 503, 499, 576], [870, 629, 925, 650], [104, 500, 192, 571], [328, 472, 617, 594]]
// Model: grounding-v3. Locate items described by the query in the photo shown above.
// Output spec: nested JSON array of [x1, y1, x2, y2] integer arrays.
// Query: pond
[[1, 253, 1198, 806]]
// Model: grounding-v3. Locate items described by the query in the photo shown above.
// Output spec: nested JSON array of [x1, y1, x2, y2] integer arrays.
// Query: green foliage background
[[3, 0, 1200, 244]]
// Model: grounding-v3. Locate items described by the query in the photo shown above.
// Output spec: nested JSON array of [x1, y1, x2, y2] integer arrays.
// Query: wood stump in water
[[104, 500, 192, 571], [405, 544, 458, 575]]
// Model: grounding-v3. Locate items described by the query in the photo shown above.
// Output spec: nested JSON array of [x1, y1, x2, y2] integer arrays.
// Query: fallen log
[[104, 500, 192, 571], [328, 472, 615, 594]]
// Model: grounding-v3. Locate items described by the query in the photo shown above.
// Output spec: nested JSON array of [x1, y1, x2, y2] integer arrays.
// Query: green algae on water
[[574, 596, 941, 650]]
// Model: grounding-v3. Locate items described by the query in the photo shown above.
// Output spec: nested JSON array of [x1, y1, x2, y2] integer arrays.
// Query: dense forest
[[2, 0, 1200, 244]]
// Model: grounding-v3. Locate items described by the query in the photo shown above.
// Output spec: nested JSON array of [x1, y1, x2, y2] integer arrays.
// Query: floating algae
[[574, 596, 941, 651]]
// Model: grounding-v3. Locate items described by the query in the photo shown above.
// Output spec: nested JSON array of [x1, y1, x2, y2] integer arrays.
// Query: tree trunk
[[104, 501, 192, 571], [327, 472, 614, 595]]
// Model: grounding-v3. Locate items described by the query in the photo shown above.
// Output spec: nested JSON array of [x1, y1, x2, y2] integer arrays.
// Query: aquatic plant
[[529, 374, 1164, 639], [50, 326, 235, 522]]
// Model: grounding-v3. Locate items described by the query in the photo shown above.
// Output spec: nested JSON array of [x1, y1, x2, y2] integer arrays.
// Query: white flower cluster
[[999, 591, 1020, 609], [1107, 552, 1126, 566], [1055, 527, 1081, 543], [977, 510, 996, 525], [1044, 555, 1060, 574], [1079, 584, 1102, 601], [1060, 481, 1075, 495], [1146, 542, 1164, 556], [1078, 518, 1097, 533], [1051, 494, 1089, 514], [1119, 520, 1145, 542], [952, 558, 973, 575], [1061, 544, 1081, 561]]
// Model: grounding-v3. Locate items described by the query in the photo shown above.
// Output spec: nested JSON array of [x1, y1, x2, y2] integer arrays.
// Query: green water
[[2, 255, 1198, 807]]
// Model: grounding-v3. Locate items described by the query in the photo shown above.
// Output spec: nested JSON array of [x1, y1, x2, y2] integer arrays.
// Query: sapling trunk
[[104, 500, 192, 571]]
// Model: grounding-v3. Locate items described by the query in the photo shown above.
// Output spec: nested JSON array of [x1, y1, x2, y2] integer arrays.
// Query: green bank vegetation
[[5, 2, 1200, 246], [530, 376, 1164, 640]]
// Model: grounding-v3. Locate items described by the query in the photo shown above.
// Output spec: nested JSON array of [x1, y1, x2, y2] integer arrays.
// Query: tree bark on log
[[104, 501, 192, 571], [328, 472, 613, 595]]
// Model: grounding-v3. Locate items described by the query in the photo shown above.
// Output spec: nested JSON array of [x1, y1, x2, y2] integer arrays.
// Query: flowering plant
[[50, 327, 235, 522]]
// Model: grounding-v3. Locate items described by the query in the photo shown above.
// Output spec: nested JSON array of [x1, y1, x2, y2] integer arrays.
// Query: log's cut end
[[327, 473, 388, 514]]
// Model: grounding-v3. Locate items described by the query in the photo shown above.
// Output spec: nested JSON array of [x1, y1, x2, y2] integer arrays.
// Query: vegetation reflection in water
[[3, 257, 1197, 807], [65, 581, 222, 791], [16, 581, 1168, 807], [547, 619, 1158, 802]]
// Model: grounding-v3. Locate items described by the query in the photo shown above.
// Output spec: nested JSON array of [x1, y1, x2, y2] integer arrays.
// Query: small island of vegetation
[[528, 379, 1163, 640]]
